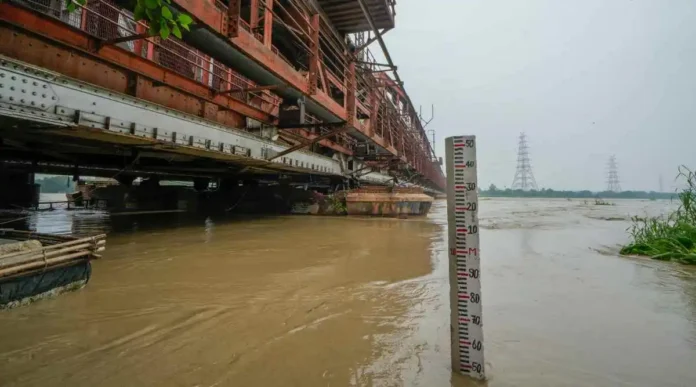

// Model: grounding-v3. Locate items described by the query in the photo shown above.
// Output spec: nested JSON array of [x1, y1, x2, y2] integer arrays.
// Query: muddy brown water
[[1, 196, 695, 386]]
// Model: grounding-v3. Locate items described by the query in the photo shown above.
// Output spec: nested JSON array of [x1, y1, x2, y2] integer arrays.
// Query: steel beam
[[308, 14, 320, 95], [250, 0, 261, 30], [263, 0, 274, 48], [346, 61, 356, 125]]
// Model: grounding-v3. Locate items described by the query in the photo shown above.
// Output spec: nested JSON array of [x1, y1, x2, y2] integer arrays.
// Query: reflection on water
[[0, 197, 695, 386]]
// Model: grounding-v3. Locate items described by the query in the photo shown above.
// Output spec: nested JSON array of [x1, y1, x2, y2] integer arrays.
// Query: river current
[[0, 196, 694, 386]]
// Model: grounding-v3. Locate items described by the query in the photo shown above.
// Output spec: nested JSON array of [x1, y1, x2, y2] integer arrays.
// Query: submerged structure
[[0, 0, 445, 212], [345, 186, 433, 216]]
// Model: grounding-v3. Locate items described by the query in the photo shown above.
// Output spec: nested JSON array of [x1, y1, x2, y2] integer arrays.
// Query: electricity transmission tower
[[659, 174, 664, 192], [606, 155, 622, 192], [511, 132, 539, 191]]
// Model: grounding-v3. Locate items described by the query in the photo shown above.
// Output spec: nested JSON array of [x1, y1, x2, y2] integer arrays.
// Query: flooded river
[[1, 197, 695, 386]]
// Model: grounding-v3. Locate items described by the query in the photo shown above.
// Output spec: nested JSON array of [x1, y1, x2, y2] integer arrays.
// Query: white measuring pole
[[445, 136, 485, 380]]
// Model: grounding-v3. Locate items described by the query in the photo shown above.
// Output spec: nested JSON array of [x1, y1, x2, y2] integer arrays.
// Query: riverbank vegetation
[[481, 185, 675, 200], [620, 167, 696, 264]]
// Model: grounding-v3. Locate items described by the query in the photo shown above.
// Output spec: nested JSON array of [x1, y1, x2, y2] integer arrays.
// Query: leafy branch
[[66, 0, 193, 39]]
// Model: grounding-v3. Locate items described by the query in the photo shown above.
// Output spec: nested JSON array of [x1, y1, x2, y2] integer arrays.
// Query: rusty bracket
[[353, 28, 392, 53], [375, 80, 404, 88], [352, 157, 399, 178], [366, 68, 393, 74], [267, 124, 349, 161], [215, 84, 281, 96], [351, 164, 378, 177], [276, 121, 345, 130], [355, 61, 394, 69], [94, 33, 151, 52]]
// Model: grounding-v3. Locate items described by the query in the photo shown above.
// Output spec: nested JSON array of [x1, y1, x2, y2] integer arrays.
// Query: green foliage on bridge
[[66, 0, 193, 39]]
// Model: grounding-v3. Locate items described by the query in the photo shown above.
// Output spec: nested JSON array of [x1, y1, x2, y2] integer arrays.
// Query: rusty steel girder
[[159, 0, 443, 189], [0, 2, 356, 157], [1, 0, 445, 190]]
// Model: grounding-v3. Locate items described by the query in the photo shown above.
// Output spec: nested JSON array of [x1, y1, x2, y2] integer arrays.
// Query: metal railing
[[20, 0, 281, 116], [33, 199, 108, 211]]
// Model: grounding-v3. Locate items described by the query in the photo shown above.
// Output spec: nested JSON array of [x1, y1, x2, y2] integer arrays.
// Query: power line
[[606, 155, 621, 192], [511, 132, 539, 191]]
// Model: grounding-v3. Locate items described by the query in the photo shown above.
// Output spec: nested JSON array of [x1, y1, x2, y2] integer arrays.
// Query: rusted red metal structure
[[0, 0, 445, 191]]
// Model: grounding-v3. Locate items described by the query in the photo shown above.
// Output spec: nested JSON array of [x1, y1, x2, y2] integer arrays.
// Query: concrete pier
[[0, 172, 39, 209]]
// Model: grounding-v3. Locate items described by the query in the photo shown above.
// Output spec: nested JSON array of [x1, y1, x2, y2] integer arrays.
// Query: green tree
[[66, 0, 193, 39], [479, 185, 676, 200]]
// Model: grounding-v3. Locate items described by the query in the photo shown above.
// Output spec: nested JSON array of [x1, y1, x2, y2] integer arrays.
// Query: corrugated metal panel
[[317, 0, 394, 33]]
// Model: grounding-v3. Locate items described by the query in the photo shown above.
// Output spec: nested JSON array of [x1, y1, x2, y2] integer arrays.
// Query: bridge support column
[[0, 171, 39, 209]]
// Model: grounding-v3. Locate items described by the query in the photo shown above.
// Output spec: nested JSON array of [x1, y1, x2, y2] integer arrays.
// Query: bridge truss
[[0, 0, 445, 191]]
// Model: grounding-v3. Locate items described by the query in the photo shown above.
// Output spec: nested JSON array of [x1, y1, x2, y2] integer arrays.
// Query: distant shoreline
[[480, 190, 676, 200]]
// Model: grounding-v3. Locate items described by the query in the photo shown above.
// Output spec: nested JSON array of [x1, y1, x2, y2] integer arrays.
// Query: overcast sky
[[379, 0, 696, 191]]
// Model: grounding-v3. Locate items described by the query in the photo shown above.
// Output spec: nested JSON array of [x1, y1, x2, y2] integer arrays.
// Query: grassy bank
[[620, 167, 696, 264]]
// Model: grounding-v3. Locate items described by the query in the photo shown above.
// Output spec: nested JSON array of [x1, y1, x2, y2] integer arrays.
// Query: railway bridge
[[0, 0, 445, 208]]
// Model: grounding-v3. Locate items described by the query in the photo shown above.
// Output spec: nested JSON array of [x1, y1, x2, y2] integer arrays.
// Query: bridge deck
[[0, 55, 391, 186]]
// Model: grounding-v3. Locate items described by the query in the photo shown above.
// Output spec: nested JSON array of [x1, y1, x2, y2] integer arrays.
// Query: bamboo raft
[[0, 229, 106, 308]]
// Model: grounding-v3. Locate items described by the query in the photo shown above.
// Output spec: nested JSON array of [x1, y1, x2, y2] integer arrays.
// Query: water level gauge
[[445, 135, 485, 380]]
